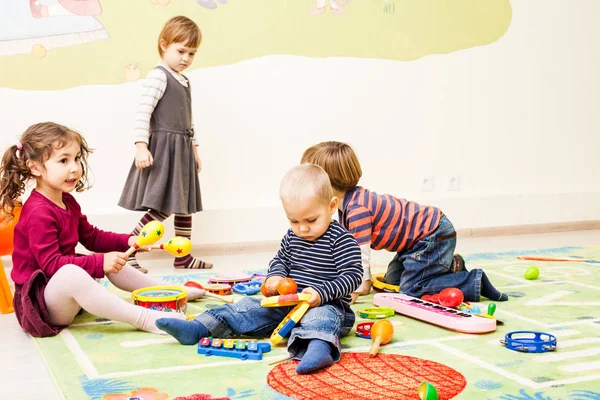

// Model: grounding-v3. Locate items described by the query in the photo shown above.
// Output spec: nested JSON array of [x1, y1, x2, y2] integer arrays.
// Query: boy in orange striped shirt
[[302, 141, 507, 304]]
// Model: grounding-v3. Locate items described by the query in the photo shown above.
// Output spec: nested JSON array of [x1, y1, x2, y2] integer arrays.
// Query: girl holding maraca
[[0, 122, 208, 338]]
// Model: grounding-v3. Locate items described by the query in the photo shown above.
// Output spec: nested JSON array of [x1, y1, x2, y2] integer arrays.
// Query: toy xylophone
[[373, 293, 496, 334], [197, 337, 271, 360]]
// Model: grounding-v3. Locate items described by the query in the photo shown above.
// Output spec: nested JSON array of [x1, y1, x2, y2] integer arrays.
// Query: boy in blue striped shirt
[[157, 164, 363, 374]]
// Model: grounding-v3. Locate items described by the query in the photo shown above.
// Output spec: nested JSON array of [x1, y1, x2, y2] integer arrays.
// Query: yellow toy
[[125, 220, 164, 257], [261, 294, 312, 345], [372, 273, 399, 293], [149, 236, 192, 257]]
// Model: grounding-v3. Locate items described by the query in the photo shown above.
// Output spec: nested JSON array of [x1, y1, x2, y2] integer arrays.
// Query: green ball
[[524, 266, 540, 280]]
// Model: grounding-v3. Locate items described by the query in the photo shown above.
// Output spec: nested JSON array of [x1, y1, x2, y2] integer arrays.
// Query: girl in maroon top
[[0, 122, 206, 337]]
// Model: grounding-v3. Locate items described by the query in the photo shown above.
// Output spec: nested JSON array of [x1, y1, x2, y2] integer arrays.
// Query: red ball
[[438, 288, 464, 308]]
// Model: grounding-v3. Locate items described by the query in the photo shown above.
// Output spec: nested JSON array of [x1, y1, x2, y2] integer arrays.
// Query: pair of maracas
[[124, 220, 192, 258], [125, 221, 231, 304]]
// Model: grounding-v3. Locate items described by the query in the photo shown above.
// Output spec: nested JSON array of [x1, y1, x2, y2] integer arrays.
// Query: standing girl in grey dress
[[119, 16, 212, 272]]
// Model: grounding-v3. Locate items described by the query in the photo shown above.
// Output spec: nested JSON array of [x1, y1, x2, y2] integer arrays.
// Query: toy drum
[[132, 286, 187, 314], [208, 273, 252, 286]]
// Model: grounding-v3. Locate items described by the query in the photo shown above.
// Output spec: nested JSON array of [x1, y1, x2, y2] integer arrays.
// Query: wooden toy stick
[[125, 220, 165, 257], [203, 291, 234, 303], [369, 319, 394, 357], [267, 354, 292, 365]]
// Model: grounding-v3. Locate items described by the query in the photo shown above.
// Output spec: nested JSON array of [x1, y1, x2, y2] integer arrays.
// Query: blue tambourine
[[500, 331, 557, 353], [232, 281, 262, 295]]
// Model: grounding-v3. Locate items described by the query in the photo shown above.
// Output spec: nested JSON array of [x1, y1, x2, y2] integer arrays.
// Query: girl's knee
[[51, 264, 93, 284]]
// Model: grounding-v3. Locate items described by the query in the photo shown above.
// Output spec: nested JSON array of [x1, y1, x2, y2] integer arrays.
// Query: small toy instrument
[[262, 293, 311, 345], [369, 319, 394, 357], [517, 256, 599, 264], [183, 281, 234, 303], [232, 281, 262, 295], [358, 306, 395, 319], [500, 331, 557, 353], [203, 283, 232, 296], [197, 337, 271, 360], [132, 286, 187, 314], [148, 236, 192, 257], [356, 322, 374, 339], [372, 272, 400, 293], [373, 293, 496, 334], [125, 220, 164, 257], [208, 273, 252, 286]]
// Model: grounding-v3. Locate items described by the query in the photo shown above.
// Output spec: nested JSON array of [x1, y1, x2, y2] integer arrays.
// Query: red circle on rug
[[267, 353, 466, 400]]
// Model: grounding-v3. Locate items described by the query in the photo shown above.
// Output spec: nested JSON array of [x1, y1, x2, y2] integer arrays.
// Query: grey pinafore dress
[[118, 66, 202, 215]]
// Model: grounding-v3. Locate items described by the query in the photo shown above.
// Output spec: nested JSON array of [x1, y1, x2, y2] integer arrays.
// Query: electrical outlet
[[447, 175, 461, 191], [421, 176, 434, 191]]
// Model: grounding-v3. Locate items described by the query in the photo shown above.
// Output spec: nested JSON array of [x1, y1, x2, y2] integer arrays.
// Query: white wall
[[1, 0, 599, 245]]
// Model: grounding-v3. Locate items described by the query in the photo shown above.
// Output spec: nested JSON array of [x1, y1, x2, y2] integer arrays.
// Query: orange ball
[[277, 278, 298, 295], [261, 282, 270, 297]]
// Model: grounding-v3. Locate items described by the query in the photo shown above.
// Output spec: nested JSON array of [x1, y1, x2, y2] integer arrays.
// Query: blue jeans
[[384, 215, 483, 302], [195, 297, 354, 361]]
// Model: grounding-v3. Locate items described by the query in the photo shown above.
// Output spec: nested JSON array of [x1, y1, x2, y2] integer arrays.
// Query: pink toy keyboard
[[373, 293, 496, 334]]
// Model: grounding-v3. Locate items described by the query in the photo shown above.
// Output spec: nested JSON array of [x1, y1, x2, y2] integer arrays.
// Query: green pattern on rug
[[31, 246, 600, 400]]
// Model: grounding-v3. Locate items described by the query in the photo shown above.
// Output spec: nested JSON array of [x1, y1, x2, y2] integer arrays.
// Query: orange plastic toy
[[369, 319, 394, 357], [0, 204, 21, 314], [277, 278, 297, 295]]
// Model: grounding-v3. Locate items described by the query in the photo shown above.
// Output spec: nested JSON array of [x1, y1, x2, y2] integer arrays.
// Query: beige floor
[[1, 229, 598, 399]]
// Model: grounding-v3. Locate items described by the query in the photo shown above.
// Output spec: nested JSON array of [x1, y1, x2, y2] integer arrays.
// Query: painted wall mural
[[0, 0, 512, 90]]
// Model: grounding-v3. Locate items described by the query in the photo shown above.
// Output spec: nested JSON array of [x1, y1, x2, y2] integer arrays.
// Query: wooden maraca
[[124, 220, 165, 257], [149, 237, 192, 257], [369, 319, 394, 357]]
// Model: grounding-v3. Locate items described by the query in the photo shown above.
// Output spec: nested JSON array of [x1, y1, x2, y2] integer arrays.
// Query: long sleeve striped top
[[133, 64, 198, 146], [267, 220, 363, 306], [339, 186, 441, 253]]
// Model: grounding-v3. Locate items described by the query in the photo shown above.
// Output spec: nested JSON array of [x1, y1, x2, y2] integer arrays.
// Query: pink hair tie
[[16, 141, 23, 151]]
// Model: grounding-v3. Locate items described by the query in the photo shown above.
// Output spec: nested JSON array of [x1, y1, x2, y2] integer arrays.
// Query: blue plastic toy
[[232, 281, 262, 295], [197, 337, 271, 360], [500, 331, 557, 353]]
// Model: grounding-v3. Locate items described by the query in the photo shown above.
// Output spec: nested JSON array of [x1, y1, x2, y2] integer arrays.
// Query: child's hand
[[301, 287, 321, 308], [263, 276, 283, 297], [193, 146, 202, 172], [104, 251, 127, 274], [135, 143, 153, 169]]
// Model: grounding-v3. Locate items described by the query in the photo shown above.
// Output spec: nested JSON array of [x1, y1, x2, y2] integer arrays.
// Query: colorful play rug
[[30, 246, 600, 400]]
